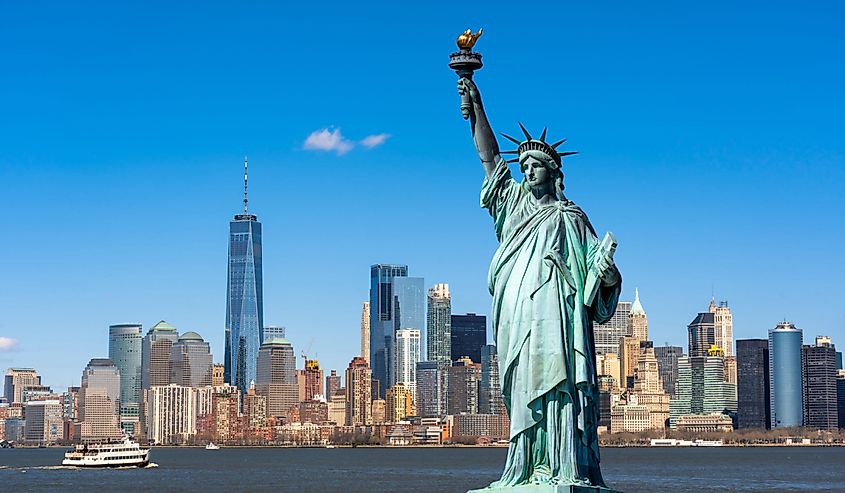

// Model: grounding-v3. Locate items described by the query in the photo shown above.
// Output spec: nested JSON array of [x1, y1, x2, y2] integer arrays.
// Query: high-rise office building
[[630, 342, 671, 430], [654, 345, 683, 397], [369, 264, 424, 397], [593, 301, 632, 356], [170, 332, 213, 387], [325, 369, 341, 399], [395, 329, 421, 399], [79, 358, 122, 441], [736, 339, 770, 429], [802, 336, 838, 429], [212, 364, 225, 387], [687, 310, 716, 358], [142, 321, 179, 390], [225, 158, 264, 394], [768, 322, 803, 428], [345, 357, 372, 426], [596, 353, 622, 390], [24, 399, 64, 444], [669, 354, 737, 427], [451, 313, 486, 363], [448, 356, 480, 415], [628, 289, 648, 341], [837, 370, 845, 429], [479, 344, 504, 416], [3, 368, 41, 405], [416, 361, 449, 418], [710, 300, 734, 356], [145, 384, 197, 445], [108, 324, 142, 434], [386, 383, 414, 423], [619, 336, 641, 389], [300, 359, 324, 402], [255, 337, 297, 419], [360, 302, 370, 364], [427, 284, 452, 362]]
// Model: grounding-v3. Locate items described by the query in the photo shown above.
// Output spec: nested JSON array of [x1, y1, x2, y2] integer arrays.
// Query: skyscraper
[[619, 336, 641, 389], [108, 323, 142, 434], [369, 264, 424, 397], [394, 329, 421, 399], [448, 356, 480, 415], [802, 336, 838, 429], [628, 289, 647, 341], [24, 400, 63, 444], [837, 370, 845, 429], [451, 313, 486, 363], [142, 321, 179, 390], [4, 368, 41, 405], [263, 326, 285, 341], [736, 339, 770, 429], [710, 300, 734, 356], [345, 356, 372, 426], [225, 158, 264, 394], [593, 301, 632, 356], [255, 337, 297, 418], [654, 345, 683, 397], [325, 369, 341, 400], [79, 358, 122, 441], [415, 361, 449, 418], [687, 311, 716, 358], [479, 344, 504, 416], [768, 322, 803, 428], [360, 302, 370, 364], [669, 354, 737, 427], [427, 284, 452, 363], [170, 331, 213, 387]]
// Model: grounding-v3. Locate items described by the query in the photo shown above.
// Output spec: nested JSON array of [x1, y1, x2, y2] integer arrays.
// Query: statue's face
[[522, 156, 552, 188]]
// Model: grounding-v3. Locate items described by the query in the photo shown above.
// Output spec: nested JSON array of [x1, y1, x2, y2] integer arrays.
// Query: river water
[[1, 446, 843, 492]]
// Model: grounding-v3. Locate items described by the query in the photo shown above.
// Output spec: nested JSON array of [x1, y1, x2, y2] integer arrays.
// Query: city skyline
[[2, 2, 844, 390]]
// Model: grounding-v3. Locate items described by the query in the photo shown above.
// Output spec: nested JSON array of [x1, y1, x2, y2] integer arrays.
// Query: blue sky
[[1, 2, 843, 390]]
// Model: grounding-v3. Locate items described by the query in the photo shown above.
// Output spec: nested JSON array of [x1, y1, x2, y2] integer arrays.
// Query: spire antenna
[[243, 156, 249, 214]]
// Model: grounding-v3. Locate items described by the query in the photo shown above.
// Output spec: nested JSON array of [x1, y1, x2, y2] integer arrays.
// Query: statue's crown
[[501, 123, 578, 167]]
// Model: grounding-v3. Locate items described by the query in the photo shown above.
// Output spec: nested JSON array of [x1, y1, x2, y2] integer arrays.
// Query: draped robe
[[480, 158, 621, 488]]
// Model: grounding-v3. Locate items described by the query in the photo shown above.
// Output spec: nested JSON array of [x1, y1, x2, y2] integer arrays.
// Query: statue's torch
[[449, 29, 484, 120]]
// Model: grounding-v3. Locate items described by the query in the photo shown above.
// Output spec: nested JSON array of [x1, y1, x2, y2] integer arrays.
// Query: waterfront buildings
[[654, 345, 683, 397], [386, 383, 414, 423], [369, 264, 424, 396], [802, 336, 838, 429], [345, 357, 372, 426], [170, 331, 213, 387], [79, 358, 122, 441], [327, 388, 347, 425], [394, 329, 421, 399], [593, 301, 632, 356], [451, 313, 486, 363], [225, 158, 264, 394], [24, 399, 63, 444], [325, 369, 341, 400], [108, 324, 142, 434], [619, 336, 641, 389], [768, 322, 803, 428], [145, 384, 196, 445], [360, 302, 370, 364], [141, 321, 179, 390], [837, 370, 845, 429], [479, 345, 503, 416], [736, 339, 770, 429], [426, 284, 452, 362], [298, 359, 324, 402], [4, 368, 41, 405], [596, 353, 622, 390], [255, 337, 298, 419]]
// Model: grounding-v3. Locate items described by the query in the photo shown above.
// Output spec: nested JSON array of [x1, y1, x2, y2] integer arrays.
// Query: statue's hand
[[595, 253, 620, 286], [457, 77, 480, 106]]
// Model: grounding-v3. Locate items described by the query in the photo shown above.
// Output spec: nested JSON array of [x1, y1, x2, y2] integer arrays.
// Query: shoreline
[[6, 443, 844, 449]]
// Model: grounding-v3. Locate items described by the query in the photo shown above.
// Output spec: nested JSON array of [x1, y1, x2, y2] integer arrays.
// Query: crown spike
[[518, 122, 532, 141], [550, 139, 567, 149], [501, 150, 519, 155], [539, 127, 547, 142], [558, 151, 579, 157], [505, 158, 520, 163], [500, 133, 522, 145]]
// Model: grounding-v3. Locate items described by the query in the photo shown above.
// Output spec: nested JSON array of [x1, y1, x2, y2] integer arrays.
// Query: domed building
[[170, 330, 213, 387]]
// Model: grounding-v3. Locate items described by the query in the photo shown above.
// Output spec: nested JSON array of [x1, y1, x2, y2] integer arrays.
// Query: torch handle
[[458, 70, 474, 120]]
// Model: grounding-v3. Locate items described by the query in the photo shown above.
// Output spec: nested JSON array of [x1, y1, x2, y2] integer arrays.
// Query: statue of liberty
[[454, 37, 623, 493]]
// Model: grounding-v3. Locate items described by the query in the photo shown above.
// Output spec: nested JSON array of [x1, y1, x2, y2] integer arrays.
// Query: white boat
[[62, 436, 150, 468], [205, 442, 220, 450]]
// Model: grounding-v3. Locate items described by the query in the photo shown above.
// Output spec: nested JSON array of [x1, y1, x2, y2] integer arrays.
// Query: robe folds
[[480, 158, 621, 487]]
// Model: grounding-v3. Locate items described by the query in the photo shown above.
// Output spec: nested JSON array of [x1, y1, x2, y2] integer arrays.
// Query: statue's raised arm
[[457, 78, 501, 177]]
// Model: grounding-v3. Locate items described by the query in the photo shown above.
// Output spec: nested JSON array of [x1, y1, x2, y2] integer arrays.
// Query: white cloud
[[0, 337, 18, 351], [361, 133, 391, 149], [303, 128, 354, 155]]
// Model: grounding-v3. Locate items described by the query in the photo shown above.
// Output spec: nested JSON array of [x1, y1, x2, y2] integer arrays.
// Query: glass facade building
[[451, 313, 487, 363], [225, 166, 264, 394], [768, 322, 803, 428], [736, 339, 770, 429], [369, 265, 424, 397], [593, 301, 632, 356], [170, 331, 213, 387], [426, 284, 452, 363], [687, 311, 716, 357], [654, 345, 683, 397], [108, 323, 142, 434], [142, 321, 179, 390]]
